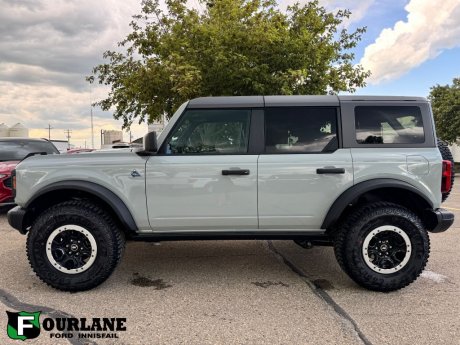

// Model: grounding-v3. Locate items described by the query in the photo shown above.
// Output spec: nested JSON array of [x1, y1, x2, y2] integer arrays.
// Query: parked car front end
[[0, 161, 17, 205]]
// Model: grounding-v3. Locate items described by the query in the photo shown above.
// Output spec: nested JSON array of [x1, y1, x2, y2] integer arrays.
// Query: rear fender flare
[[321, 179, 434, 229]]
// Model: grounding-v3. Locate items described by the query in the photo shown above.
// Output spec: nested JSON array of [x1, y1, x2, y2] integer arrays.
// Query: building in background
[[148, 115, 168, 135], [103, 130, 123, 145], [449, 143, 460, 163], [51, 139, 74, 153], [0, 123, 29, 137]]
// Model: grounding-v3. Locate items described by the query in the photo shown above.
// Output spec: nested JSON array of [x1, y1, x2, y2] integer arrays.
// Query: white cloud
[[0, 0, 144, 147], [360, 0, 460, 84]]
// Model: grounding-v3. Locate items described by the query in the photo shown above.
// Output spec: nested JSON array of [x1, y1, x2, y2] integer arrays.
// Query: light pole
[[44, 124, 53, 140]]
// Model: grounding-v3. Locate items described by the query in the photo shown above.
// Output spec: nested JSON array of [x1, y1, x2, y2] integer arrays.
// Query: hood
[[15, 150, 144, 171]]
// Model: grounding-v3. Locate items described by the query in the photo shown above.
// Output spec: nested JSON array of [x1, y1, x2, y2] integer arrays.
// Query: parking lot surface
[[1, 184, 459, 345]]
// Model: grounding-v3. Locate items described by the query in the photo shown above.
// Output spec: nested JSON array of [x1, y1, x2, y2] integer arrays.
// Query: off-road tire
[[437, 139, 455, 202], [27, 200, 125, 291], [334, 202, 430, 292]]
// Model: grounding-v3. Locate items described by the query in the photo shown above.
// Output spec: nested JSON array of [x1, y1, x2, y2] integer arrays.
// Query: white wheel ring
[[362, 225, 412, 275], [46, 225, 98, 275]]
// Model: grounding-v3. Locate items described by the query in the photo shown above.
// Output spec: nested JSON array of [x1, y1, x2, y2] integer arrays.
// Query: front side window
[[165, 109, 251, 154], [265, 107, 338, 153], [355, 106, 424, 144]]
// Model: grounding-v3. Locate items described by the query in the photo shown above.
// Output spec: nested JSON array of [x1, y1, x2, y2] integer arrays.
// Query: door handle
[[222, 169, 250, 176], [316, 167, 345, 174]]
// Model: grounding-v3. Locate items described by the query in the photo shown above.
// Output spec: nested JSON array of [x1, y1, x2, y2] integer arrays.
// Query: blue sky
[[0, 0, 459, 147], [342, 0, 460, 96]]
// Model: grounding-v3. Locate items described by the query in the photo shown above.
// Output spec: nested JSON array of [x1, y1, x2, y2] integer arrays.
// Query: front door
[[146, 108, 258, 231], [258, 106, 353, 230]]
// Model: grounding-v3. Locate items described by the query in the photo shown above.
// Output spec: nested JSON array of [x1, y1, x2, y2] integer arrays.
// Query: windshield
[[0, 140, 59, 162]]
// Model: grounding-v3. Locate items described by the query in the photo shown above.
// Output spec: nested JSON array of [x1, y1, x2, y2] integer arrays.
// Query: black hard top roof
[[187, 95, 427, 108]]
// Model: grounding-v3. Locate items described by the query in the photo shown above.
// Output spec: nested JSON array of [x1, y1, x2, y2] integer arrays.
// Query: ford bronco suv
[[7, 96, 455, 292]]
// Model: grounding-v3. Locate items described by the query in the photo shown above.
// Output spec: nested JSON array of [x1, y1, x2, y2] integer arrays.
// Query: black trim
[[248, 109, 265, 154], [7, 206, 27, 234], [129, 230, 328, 241], [222, 169, 250, 176], [316, 168, 345, 174], [321, 179, 434, 229], [25, 181, 138, 233]]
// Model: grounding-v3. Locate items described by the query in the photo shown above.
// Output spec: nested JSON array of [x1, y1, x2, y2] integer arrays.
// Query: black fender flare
[[321, 178, 434, 229], [25, 180, 138, 233]]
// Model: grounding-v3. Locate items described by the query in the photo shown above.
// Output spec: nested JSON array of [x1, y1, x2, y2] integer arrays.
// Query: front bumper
[[0, 197, 15, 207], [7, 206, 28, 235], [429, 208, 454, 233]]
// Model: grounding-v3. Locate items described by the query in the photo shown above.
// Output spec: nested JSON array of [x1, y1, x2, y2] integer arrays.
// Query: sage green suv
[[8, 96, 454, 292]]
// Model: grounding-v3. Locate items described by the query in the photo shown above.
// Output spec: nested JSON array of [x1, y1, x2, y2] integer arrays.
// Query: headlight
[[0, 174, 6, 179]]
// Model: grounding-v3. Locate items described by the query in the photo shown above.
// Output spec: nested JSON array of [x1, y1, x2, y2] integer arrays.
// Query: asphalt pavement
[[0, 185, 459, 345]]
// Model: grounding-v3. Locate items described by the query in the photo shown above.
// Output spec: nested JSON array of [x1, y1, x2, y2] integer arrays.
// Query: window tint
[[165, 109, 251, 154], [265, 107, 338, 153], [355, 106, 424, 144], [0, 140, 59, 162]]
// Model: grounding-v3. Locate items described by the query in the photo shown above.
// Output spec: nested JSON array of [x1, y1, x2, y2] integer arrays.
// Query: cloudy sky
[[0, 0, 459, 148]]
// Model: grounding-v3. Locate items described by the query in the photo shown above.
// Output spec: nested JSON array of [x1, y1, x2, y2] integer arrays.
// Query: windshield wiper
[[21, 152, 48, 162]]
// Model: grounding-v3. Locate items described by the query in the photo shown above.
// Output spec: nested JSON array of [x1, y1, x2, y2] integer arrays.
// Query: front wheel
[[27, 200, 125, 291], [334, 202, 430, 291]]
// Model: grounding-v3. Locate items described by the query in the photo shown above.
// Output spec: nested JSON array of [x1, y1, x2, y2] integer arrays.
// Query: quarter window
[[165, 109, 251, 154], [264, 107, 338, 153], [355, 106, 424, 144]]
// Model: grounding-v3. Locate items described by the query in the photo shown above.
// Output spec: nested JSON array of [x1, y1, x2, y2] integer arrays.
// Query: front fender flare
[[25, 180, 138, 234]]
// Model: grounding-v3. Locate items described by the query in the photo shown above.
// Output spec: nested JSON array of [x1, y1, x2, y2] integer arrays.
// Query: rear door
[[257, 105, 353, 230]]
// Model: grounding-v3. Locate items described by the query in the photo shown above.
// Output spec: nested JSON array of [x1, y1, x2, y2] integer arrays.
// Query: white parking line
[[443, 206, 460, 211], [420, 270, 448, 283]]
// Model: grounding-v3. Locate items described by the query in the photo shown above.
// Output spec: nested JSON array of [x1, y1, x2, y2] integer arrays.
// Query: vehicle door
[[257, 106, 354, 230], [146, 108, 259, 231]]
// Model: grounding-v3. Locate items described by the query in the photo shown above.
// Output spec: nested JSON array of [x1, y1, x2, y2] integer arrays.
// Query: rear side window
[[265, 107, 338, 153], [0, 140, 59, 162], [355, 106, 424, 144]]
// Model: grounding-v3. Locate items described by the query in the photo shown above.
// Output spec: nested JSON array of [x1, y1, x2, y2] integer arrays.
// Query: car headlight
[[0, 174, 6, 179]]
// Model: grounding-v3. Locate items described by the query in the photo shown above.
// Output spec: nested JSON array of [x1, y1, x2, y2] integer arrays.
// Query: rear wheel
[[27, 200, 125, 291], [334, 202, 430, 291]]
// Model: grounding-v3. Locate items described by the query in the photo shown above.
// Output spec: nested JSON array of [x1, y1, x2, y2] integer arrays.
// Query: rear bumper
[[429, 208, 454, 233], [7, 206, 28, 235]]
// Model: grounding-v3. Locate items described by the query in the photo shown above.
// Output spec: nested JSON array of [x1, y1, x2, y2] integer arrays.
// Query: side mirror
[[144, 131, 158, 152]]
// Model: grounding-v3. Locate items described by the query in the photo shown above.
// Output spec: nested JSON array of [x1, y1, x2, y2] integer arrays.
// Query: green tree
[[88, 0, 370, 128], [429, 77, 460, 144]]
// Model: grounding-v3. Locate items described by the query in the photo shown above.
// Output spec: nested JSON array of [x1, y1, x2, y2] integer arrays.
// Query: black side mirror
[[144, 131, 158, 152]]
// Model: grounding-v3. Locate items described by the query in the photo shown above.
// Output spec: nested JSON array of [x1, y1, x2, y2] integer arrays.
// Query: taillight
[[441, 160, 452, 193]]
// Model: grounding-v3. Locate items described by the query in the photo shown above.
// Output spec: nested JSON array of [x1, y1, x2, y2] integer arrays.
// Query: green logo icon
[[6, 311, 41, 341]]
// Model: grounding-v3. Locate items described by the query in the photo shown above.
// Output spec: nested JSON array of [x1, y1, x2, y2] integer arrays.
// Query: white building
[[103, 130, 123, 145], [0, 123, 29, 137], [450, 143, 460, 162]]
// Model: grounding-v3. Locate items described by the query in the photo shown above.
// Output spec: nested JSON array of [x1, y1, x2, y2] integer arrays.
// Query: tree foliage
[[89, 0, 370, 128], [429, 77, 460, 144]]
